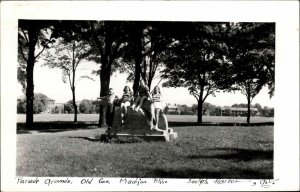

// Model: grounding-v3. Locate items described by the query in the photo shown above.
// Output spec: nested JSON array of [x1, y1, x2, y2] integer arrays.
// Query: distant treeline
[[167, 102, 274, 117], [17, 94, 100, 114], [17, 94, 273, 117]]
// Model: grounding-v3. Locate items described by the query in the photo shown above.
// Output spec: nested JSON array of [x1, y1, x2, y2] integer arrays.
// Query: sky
[[17, 60, 274, 108]]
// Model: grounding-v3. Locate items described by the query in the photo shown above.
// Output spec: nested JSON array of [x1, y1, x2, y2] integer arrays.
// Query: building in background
[[220, 107, 258, 116], [46, 99, 55, 113], [165, 104, 181, 115]]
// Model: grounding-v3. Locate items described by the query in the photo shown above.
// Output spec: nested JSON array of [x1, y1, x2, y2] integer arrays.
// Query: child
[[120, 86, 133, 125], [131, 79, 152, 111], [152, 86, 163, 129], [98, 88, 116, 129]]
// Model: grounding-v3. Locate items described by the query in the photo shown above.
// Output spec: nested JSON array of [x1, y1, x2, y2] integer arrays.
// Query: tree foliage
[[18, 20, 57, 129], [63, 100, 74, 114], [231, 103, 255, 108], [79, 99, 94, 114], [228, 23, 275, 123], [262, 106, 274, 117], [88, 21, 127, 127], [192, 102, 221, 116], [161, 23, 230, 123], [117, 22, 176, 91], [42, 20, 95, 122], [43, 39, 92, 83], [17, 93, 49, 114]]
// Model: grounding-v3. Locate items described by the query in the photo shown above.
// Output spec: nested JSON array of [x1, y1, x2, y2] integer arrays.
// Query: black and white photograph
[[1, 1, 299, 191], [16, 19, 275, 177]]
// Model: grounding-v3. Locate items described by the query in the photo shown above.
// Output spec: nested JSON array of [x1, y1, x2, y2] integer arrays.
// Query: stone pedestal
[[111, 101, 177, 141]]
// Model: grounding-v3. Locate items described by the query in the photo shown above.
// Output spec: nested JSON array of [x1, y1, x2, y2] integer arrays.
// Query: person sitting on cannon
[[120, 86, 133, 126], [131, 79, 152, 112]]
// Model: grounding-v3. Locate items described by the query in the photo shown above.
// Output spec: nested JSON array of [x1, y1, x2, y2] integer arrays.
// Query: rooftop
[[221, 107, 258, 111]]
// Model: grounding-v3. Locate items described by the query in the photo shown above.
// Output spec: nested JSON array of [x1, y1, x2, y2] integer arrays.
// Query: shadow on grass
[[187, 148, 273, 162], [140, 147, 273, 179], [68, 136, 100, 142], [146, 167, 273, 179], [17, 121, 274, 134], [168, 122, 274, 127], [17, 122, 99, 134]]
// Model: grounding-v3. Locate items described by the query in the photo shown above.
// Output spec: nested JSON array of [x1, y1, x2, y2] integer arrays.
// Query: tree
[[33, 93, 49, 114], [255, 103, 263, 115], [64, 100, 74, 114], [262, 106, 274, 117], [161, 23, 230, 123], [17, 97, 26, 114], [115, 22, 144, 96], [191, 102, 220, 116], [88, 21, 126, 127], [118, 22, 176, 92], [210, 106, 221, 116], [191, 104, 198, 114], [79, 99, 93, 114], [18, 20, 56, 129], [91, 100, 100, 113], [231, 103, 255, 108], [223, 108, 231, 116], [43, 37, 93, 122], [17, 93, 49, 114], [17, 54, 27, 94], [228, 23, 275, 123], [202, 102, 216, 115]]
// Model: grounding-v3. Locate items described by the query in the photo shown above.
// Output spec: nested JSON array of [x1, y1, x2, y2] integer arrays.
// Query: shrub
[[79, 99, 93, 114], [64, 102, 74, 114], [17, 93, 49, 114], [180, 110, 195, 115], [17, 99, 26, 113]]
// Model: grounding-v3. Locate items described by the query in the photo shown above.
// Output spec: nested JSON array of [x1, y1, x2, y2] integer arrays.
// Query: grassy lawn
[[17, 125, 273, 179], [17, 114, 274, 123]]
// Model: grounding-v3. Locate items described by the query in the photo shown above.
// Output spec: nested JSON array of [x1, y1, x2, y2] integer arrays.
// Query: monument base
[[110, 101, 177, 142]]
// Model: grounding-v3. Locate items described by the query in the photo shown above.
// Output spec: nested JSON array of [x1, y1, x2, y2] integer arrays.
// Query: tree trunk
[[98, 56, 111, 127], [148, 78, 152, 91], [25, 27, 38, 129], [197, 99, 203, 124], [98, 82, 108, 127], [147, 56, 154, 90], [197, 83, 205, 124], [72, 43, 77, 123], [247, 94, 251, 124], [89, 21, 111, 128], [25, 56, 34, 129], [133, 59, 141, 96], [72, 87, 77, 122], [132, 28, 143, 96]]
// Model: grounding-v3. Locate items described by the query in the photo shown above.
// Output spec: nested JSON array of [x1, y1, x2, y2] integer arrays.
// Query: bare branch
[[67, 70, 73, 89], [35, 39, 52, 59], [155, 78, 164, 87], [35, 46, 46, 59], [142, 40, 151, 49], [75, 57, 83, 69], [202, 86, 212, 102], [191, 93, 199, 102]]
